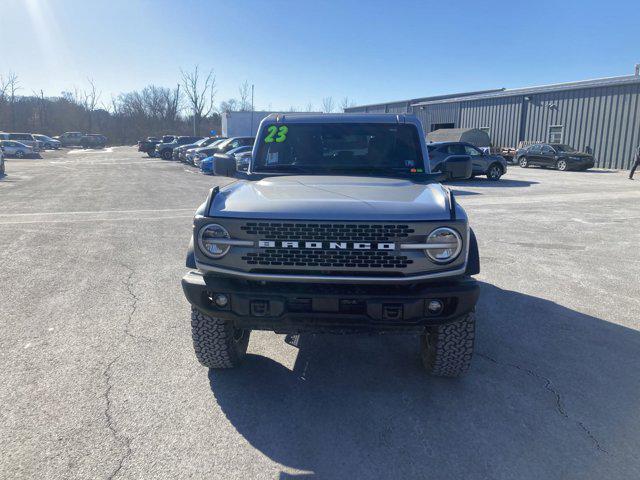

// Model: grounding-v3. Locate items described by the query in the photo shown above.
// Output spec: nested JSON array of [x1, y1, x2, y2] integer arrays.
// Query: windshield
[[253, 123, 424, 176], [553, 144, 576, 152]]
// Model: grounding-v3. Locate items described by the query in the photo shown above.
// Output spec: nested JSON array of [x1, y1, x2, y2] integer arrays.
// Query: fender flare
[[465, 228, 480, 276], [186, 235, 196, 269]]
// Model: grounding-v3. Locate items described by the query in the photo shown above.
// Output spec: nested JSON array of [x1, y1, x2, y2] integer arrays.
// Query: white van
[[0, 133, 41, 150]]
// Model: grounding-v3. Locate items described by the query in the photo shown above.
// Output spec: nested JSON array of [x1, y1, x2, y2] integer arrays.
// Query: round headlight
[[198, 224, 231, 258], [425, 227, 462, 263]]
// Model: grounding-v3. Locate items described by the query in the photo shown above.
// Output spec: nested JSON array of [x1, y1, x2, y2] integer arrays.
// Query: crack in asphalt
[[99, 262, 153, 478], [120, 263, 153, 343], [477, 352, 608, 454], [102, 355, 132, 480]]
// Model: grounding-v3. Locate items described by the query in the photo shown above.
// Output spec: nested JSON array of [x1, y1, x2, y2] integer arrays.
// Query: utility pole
[[250, 84, 255, 135]]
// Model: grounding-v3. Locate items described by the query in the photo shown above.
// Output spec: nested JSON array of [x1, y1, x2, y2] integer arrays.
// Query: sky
[[1, 0, 639, 111]]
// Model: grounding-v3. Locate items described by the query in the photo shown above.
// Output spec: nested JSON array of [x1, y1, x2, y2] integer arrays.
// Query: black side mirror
[[213, 156, 238, 177], [442, 155, 472, 180]]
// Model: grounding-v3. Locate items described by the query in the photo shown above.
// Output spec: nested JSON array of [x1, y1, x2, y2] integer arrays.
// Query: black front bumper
[[182, 271, 480, 334]]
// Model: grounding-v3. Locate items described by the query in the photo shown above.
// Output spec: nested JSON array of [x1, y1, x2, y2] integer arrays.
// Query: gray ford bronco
[[182, 114, 480, 377]]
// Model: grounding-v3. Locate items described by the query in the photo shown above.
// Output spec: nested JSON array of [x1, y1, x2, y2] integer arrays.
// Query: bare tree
[[321, 96, 334, 113], [2, 72, 21, 129], [305, 102, 315, 112], [219, 98, 239, 114], [340, 96, 355, 111], [181, 65, 216, 135], [238, 81, 252, 111]]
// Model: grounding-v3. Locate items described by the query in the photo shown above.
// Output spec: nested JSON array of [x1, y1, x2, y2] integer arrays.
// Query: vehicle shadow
[[207, 283, 640, 479], [445, 178, 539, 188]]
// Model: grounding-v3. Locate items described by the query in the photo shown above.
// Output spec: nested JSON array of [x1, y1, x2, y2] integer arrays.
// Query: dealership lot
[[1, 147, 639, 479]]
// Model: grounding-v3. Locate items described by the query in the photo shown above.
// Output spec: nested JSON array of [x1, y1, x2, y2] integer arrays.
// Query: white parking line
[[0, 208, 195, 218], [0, 215, 192, 225]]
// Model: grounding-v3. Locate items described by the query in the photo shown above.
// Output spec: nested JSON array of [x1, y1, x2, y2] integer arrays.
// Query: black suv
[[155, 136, 203, 160], [516, 143, 595, 171], [427, 142, 508, 180]]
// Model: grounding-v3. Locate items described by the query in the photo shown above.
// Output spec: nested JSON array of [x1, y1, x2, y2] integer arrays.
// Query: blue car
[[200, 155, 216, 175]]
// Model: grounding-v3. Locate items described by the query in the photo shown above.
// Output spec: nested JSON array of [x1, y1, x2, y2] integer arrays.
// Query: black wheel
[[486, 163, 503, 180], [556, 159, 568, 171], [161, 149, 172, 160], [45, 143, 52, 149], [16, 150, 24, 159], [191, 307, 250, 368], [421, 311, 475, 377], [518, 156, 529, 168]]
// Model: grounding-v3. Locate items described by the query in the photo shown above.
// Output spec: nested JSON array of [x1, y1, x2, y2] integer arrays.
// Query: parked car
[[427, 141, 507, 180], [81, 134, 107, 149], [200, 146, 253, 174], [0, 140, 39, 158], [186, 138, 228, 165], [155, 136, 203, 160], [191, 136, 254, 167], [54, 132, 83, 147], [174, 136, 225, 162], [33, 134, 61, 149], [515, 143, 595, 171], [235, 150, 252, 172], [138, 137, 161, 156], [0, 132, 41, 150]]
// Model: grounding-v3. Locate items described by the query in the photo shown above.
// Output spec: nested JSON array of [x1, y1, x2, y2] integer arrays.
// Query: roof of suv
[[262, 113, 419, 124]]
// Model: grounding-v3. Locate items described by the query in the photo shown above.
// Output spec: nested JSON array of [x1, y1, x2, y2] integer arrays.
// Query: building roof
[[412, 74, 640, 107], [344, 89, 503, 111]]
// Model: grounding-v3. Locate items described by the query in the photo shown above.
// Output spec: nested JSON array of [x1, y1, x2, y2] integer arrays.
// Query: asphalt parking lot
[[1, 147, 639, 479]]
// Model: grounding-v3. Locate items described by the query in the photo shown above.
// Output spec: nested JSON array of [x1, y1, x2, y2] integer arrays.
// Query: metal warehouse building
[[345, 74, 640, 169]]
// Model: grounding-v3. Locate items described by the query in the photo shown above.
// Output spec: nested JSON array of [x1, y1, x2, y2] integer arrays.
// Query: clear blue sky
[[1, 0, 638, 110]]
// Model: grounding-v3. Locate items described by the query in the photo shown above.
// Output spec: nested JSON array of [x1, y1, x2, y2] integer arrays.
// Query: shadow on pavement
[[446, 178, 539, 189], [208, 283, 640, 479]]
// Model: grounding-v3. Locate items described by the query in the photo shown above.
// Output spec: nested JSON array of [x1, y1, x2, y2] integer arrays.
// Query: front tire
[[519, 156, 529, 168], [161, 149, 172, 160], [421, 311, 475, 377], [486, 163, 503, 180], [556, 159, 568, 171], [191, 307, 250, 369]]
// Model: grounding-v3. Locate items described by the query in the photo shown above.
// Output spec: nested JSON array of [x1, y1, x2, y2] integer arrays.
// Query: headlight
[[198, 224, 231, 258], [425, 227, 462, 263]]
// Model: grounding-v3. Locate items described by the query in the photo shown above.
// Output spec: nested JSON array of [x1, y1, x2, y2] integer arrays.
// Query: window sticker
[[264, 125, 288, 143]]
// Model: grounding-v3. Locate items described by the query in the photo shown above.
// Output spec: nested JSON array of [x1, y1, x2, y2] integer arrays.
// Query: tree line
[[0, 67, 355, 145]]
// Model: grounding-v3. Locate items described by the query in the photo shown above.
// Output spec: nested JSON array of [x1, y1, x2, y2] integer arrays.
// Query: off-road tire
[[191, 307, 250, 369], [519, 156, 529, 168], [421, 311, 475, 377]]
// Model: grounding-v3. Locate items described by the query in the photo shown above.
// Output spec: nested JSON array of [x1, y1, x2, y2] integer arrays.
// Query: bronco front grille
[[242, 249, 413, 269], [240, 222, 414, 242]]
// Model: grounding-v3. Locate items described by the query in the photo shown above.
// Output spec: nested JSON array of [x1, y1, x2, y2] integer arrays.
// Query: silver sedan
[[0, 140, 38, 158]]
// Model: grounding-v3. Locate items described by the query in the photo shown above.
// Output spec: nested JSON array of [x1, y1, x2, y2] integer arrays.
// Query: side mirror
[[442, 155, 472, 180], [213, 156, 238, 177]]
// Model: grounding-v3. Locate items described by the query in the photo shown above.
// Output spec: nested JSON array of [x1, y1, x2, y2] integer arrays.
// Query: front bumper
[[182, 271, 480, 334]]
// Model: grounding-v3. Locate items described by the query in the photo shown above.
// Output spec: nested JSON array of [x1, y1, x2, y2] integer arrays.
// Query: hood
[[209, 175, 454, 221]]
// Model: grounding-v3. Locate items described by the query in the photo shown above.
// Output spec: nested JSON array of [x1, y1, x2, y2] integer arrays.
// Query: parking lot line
[[0, 208, 195, 217]]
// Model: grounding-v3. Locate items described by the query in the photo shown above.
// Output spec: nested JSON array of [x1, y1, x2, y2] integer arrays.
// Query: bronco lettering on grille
[[258, 240, 396, 251]]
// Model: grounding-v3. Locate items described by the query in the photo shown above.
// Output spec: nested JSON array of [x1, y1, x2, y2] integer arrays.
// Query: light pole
[[250, 84, 255, 135]]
